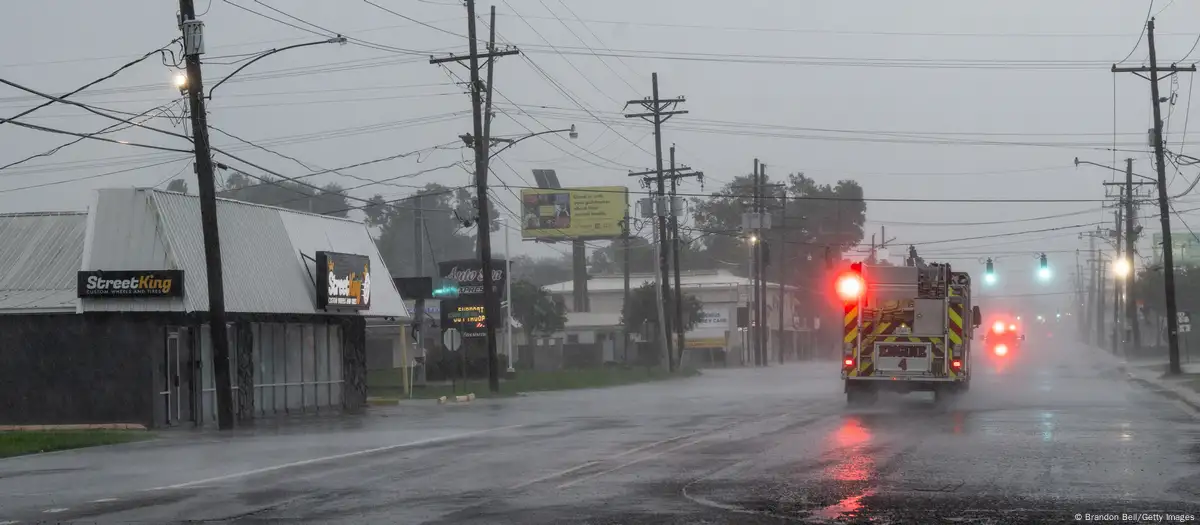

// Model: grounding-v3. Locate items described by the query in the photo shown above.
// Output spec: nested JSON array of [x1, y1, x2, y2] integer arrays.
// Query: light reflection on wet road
[[0, 340, 1198, 523]]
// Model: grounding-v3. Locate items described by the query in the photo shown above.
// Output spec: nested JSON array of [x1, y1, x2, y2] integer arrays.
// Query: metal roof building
[[0, 212, 86, 314], [77, 188, 409, 318], [0, 188, 409, 430]]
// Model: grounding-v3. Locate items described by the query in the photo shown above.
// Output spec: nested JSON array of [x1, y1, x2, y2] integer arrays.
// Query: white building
[[544, 269, 819, 366]]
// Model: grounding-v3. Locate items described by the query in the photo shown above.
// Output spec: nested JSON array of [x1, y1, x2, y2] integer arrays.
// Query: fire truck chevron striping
[[837, 261, 978, 404]]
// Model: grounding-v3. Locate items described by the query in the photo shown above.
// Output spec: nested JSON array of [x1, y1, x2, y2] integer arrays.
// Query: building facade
[[0, 188, 409, 428], [544, 269, 824, 367]]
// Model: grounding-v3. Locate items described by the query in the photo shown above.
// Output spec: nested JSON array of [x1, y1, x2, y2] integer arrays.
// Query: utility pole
[[625, 76, 687, 371], [430, 0, 520, 392], [622, 209, 631, 363], [1125, 158, 1141, 351], [179, 0, 234, 430], [750, 158, 760, 366], [669, 145, 685, 365], [633, 149, 701, 369], [1113, 204, 1122, 354], [1112, 18, 1195, 375], [757, 163, 768, 366], [413, 195, 426, 376], [777, 187, 786, 364]]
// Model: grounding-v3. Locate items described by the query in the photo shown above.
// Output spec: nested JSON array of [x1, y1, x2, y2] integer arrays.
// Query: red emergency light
[[836, 272, 865, 302], [994, 344, 1008, 356], [952, 360, 962, 368], [992, 321, 1006, 334], [844, 358, 854, 367]]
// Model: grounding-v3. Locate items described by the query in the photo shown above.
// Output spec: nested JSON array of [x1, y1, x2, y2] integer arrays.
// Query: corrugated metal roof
[[77, 188, 409, 318], [0, 212, 85, 312], [80, 189, 183, 313], [149, 190, 316, 314], [278, 207, 410, 319]]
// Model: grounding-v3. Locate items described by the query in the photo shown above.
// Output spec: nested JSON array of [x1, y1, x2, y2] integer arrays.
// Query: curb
[[438, 393, 476, 405], [1120, 365, 1200, 412], [0, 424, 147, 431]]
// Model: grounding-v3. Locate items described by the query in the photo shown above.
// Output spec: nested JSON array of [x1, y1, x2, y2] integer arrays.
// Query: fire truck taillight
[[952, 360, 962, 368], [844, 358, 854, 367], [836, 273, 864, 302]]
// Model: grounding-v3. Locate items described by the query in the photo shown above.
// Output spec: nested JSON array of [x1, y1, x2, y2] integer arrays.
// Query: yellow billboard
[[520, 186, 628, 240]]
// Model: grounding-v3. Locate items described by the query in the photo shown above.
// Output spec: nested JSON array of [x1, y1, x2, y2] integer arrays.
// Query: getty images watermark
[[1074, 513, 1197, 522]]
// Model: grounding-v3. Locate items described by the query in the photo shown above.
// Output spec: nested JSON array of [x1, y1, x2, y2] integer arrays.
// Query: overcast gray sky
[[3, 0, 1199, 311]]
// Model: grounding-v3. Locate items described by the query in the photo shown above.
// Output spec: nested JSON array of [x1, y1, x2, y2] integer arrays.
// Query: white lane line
[[555, 413, 794, 490], [148, 424, 528, 491], [0, 520, 20, 524], [90, 498, 118, 503], [508, 422, 734, 490], [509, 461, 602, 490], [42, 508, 68, 513]]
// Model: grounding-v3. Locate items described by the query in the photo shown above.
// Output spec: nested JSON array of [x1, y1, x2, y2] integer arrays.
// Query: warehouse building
[[0, 188, 409, 428]]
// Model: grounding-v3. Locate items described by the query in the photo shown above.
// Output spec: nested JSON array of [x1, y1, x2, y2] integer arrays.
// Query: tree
[[367, 183, 477, 279], [219, 171, 350, 217], [510, 254, 573, 287], [165, 179, 189, 194], [621, 282, 704, 337], [510, 279, 567, 340]]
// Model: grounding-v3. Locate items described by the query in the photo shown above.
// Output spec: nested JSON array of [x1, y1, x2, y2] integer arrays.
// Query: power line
[[0, 157, 192, 194], [6, 118, 193, 154]]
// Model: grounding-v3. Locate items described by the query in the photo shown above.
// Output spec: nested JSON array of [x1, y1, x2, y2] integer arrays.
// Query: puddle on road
[[810, 488, 875, 521]]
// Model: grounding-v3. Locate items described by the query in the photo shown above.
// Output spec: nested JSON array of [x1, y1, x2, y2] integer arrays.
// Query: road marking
[[148, 424, 528, 491], [90, 498, 118, 503], [0, 520, 20, 524], [509, 461, 601, 490], [555, 413, 794, 490], [42, 508, 67, 513]]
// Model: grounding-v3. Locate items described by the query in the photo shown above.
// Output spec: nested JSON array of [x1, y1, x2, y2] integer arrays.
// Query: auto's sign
[[317, 251, 372, 310], [438, 258, 507, 297], [77, 270, 184, 298]]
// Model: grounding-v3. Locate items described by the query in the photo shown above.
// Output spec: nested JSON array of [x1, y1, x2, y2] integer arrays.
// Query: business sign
[[438, 259, 506, 297], [520, 186, 628, 240], [77, 270, 183, 298], [316, 251, 372, 310], [440, 298, 489, 338], [685, 336, 728, 349], [695, 307, 731, 329]]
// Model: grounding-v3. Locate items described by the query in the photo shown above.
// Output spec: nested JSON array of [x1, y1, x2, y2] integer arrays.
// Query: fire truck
[[837, 260, 981, 405]]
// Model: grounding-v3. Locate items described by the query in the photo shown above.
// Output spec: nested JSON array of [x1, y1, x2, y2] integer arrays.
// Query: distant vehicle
[[981, 318, 1025, 357], [837, 261, 981, 405]]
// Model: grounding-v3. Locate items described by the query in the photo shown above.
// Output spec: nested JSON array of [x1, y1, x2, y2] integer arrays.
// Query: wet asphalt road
[[2, 339, 1199, 524]]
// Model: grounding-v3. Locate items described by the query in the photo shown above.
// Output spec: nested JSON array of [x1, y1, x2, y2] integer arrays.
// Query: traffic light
[[1037, 253, 1050, 281], [432, 278, 460, 298], [984, 258, 996, 285]]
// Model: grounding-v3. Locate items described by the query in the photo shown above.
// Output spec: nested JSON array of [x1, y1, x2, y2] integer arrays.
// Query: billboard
[[316, 251, 372, 310], [520, 186, 628, 240], [77, 270, 183, 298]]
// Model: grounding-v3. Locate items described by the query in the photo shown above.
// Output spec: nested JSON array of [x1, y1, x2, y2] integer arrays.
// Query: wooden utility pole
[[622, 209, 631, 362], [179, 0, 234, 429], [1125, 158, 1142, 351], [625, 78, 687, 370], [430, 0, 519, 392], [1112, 18, 1196, 374], [667, 144, 702, 365]]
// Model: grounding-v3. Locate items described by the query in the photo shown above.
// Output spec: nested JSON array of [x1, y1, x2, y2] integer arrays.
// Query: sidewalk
[[1117, 355, 1200, 411]]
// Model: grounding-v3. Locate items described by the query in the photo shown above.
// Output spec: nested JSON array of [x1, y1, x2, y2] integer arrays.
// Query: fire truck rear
[[837, 261, 981, 405]]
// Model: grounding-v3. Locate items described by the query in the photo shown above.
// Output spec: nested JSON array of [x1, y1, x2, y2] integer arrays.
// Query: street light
[[460, 125, 579, 159], [1073, 157, 1157, 182], [172, 72, 188, 92], [1114, 258, 1131, 278]]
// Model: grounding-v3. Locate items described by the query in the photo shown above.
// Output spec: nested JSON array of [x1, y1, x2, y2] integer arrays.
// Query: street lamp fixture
[[1114, 258, 1131, 278], [172, 72, 188, 92], [1073, 157, 1157, 183]]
